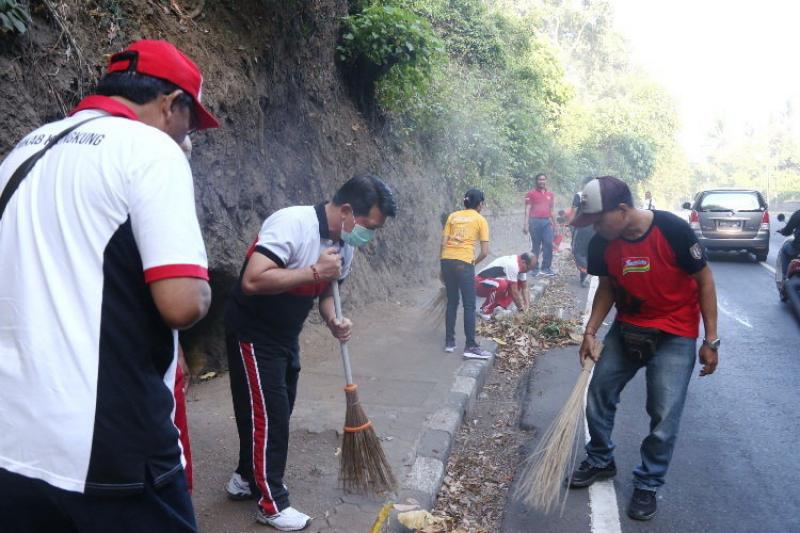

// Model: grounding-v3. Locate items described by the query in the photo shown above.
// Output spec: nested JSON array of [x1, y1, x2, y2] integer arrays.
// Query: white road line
[[589, 480, 623, 532], [582, 277, 622, 533], [717, 301, 753, 329], [759, 261, 776, 274]]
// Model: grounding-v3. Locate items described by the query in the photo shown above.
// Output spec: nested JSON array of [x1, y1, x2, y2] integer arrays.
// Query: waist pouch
[[619, 322, 663, 362]]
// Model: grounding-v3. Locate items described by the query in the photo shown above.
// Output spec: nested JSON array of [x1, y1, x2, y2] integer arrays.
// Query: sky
[[610, 0, 800, 161]]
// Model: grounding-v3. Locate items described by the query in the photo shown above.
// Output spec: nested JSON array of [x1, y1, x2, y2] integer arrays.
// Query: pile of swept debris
[[407, 259, 584, 532], [482, 310, 583, 375]]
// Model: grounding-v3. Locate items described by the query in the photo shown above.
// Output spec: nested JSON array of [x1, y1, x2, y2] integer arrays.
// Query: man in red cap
[[567, 176, 719, 521], [0, 40, 218, 532]]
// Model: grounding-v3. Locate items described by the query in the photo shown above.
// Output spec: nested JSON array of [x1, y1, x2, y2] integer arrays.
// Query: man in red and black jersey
[[567, 176, 719, 521]]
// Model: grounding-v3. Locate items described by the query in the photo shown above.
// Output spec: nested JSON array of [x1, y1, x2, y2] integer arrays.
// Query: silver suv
[[682, 189, 770, 262]]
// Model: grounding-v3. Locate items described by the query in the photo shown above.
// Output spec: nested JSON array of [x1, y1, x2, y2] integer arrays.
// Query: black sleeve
[[572, 193, 581, 208], [254, 245, 286, 268], [654, 211, 707, 274], [587, 234, 609, 276], [779, 210, 800, 236], [479, 266, 505, 279]]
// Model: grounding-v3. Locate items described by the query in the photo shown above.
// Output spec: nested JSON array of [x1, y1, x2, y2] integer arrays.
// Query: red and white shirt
[[478, 255, 528, 282], [588, 211, 707, 338], [225, 203, 353, 345], [0, 96, 208, 494]]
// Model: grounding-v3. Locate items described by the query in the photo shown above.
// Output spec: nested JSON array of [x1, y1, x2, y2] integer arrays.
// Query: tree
[[344, 0, 685, 204]]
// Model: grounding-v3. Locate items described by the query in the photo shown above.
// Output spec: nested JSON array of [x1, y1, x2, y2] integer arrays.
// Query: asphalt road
[[504, 248, 800, 532]]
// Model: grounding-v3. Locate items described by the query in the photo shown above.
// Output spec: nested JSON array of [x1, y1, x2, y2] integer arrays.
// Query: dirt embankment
[[0, 0, 454, 369]]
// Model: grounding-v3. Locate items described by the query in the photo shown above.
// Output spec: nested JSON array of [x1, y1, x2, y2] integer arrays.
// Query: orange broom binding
[[333, 283, 396, 494], [344, 421, 373, 433]]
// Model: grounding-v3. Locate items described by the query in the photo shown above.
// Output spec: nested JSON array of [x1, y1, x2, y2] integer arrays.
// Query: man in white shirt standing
[[643, 190, 656, 210], [0, 40, 217, 532], [223, 175, 396, 531]]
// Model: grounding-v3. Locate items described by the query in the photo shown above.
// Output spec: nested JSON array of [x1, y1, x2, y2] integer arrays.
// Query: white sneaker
[[257, 506, 312, 531], [225, 472, 252, 500], [444, 343, 456, 353], [477, 311, 492, 321], [463, 346, 492, 360]]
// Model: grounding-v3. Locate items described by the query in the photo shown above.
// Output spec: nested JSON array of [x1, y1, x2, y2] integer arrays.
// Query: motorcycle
[[775, 213, 800, 306]]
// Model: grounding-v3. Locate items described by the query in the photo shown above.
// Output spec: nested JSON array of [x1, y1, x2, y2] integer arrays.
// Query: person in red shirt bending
[[567, 176, 719, 522], [522, 173, 556, 276]]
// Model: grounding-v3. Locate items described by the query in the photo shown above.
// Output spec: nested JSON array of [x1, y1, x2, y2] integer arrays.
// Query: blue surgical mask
[[341, 214, 375, 247]]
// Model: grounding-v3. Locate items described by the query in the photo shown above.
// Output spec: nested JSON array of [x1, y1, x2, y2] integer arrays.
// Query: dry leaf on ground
[[397, 510, 445, 529]]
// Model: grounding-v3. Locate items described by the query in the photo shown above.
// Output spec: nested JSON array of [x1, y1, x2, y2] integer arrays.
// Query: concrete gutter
[[384, 278, 549, 531]]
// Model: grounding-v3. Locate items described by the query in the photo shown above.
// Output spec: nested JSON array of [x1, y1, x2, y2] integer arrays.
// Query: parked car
[[682, 188, 770, 262]]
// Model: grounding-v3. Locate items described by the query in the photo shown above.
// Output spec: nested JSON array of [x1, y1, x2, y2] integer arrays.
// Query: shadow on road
[[705, 250, 762, 264]]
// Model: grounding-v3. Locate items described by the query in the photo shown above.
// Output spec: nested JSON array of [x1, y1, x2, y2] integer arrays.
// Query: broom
[[422, 286, 447, 325], [332, 282, 397, 494], [513, 338, 603, 514]]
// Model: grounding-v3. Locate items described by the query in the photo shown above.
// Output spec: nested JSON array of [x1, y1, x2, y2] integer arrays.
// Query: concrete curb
[[385, 278, 549, 532]]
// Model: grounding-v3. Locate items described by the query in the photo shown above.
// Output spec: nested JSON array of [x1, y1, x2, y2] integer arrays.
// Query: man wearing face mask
[[223, 174, 396, 531], [0, 40, 216, 531]]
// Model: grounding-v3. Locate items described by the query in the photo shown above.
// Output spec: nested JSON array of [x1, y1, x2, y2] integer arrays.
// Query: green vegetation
[[338, 0, 683, 206], [688, 107, 800, 209], [338, 4, 445, 113], [0, 0, 29, 35]]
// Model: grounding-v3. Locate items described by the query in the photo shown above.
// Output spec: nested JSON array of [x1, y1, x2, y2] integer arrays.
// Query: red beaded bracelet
[[310, 265, 320, 282]]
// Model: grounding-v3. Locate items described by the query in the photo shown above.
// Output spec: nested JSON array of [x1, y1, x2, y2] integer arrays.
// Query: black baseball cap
[[571, 176, 633, 227]]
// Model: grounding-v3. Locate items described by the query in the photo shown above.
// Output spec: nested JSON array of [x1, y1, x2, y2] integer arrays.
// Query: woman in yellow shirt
[[440, 189, 492, 359]]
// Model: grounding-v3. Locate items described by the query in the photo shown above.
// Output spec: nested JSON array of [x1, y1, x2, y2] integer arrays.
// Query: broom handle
[[331, 281, 354, 386]]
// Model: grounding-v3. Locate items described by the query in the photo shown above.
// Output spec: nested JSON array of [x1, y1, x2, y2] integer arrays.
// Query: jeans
[[441, 259, 476, 347], [780, 239, 799, 277], [529, 218, 554, 270], [585, 322, 696, 491]]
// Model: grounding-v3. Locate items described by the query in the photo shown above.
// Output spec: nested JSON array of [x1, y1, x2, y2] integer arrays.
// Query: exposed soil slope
[[0, 0, 451, 368]]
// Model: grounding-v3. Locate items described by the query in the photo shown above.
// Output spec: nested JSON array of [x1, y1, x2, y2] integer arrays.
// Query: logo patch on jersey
[[690, 243, 703, 260], [622, 257, 651, 275]]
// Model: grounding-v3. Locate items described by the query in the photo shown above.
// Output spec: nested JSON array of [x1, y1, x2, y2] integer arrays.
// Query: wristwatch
[[703, 338, 721, 351]]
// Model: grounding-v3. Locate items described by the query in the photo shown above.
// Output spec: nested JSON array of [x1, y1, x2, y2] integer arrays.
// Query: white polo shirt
[[225, 203, 353, 347], [0, 97, 208, 494], [478, 255, 527, 282]]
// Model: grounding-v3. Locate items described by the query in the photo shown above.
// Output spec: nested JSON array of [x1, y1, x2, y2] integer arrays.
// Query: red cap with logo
[[106, 40, 220, 130]]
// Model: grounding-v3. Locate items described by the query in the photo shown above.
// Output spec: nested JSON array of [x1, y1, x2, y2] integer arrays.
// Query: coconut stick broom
[[422, 286, 447, 325], [514, 338, 603, 514], [331, 282, 396, 494]]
